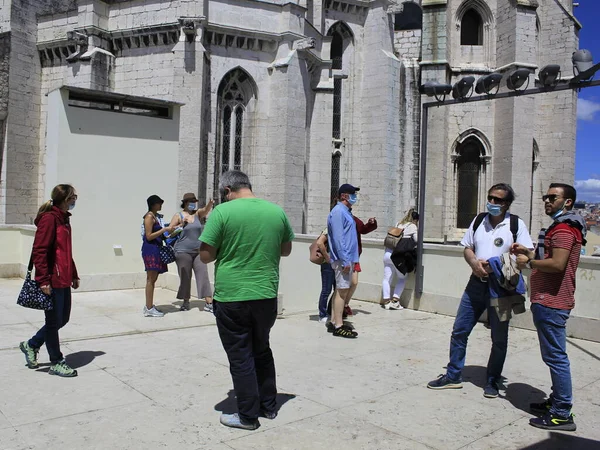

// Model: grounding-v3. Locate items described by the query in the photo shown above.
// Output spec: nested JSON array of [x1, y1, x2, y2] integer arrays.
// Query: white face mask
[[187, 203, 197, 211]]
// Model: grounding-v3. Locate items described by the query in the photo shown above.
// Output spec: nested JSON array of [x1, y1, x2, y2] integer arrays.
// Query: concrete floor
[[0, 278, 599, 450]]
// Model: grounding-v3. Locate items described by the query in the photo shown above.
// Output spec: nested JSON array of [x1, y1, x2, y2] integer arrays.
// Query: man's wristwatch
[[525, 258, 533, 269]]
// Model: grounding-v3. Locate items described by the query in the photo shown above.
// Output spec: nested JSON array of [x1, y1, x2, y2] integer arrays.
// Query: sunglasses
[[487, 195, 507, 204], [542, 194, 562, 203]]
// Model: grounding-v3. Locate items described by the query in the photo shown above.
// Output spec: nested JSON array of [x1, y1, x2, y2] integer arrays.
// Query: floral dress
[[141, 215, 167, 273]]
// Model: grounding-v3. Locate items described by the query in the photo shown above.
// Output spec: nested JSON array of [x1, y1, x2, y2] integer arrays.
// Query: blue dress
[[141, 217, 167, 273]]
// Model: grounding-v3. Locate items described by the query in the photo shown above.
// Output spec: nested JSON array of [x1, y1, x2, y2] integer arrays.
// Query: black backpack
[[472, 213, 519, 244]]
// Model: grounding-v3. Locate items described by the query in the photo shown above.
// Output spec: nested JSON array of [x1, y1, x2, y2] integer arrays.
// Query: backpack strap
[[509, 214, 519, 244], [472, 212, 487, 233]]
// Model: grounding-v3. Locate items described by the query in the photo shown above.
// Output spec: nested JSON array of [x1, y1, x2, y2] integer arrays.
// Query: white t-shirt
[[460, 213, 533, 261], [396, 222, 418, 242]]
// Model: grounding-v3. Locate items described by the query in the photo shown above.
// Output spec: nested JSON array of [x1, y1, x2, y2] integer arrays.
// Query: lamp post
[[415, 50, 600, 297]]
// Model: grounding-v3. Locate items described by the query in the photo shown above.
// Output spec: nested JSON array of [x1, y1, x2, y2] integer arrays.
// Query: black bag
[[17, 254, 53, 310], [159, 244, 176, 265]]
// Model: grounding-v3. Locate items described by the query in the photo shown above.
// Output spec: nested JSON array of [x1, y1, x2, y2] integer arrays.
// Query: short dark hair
[[549, 183, 577, 208], [411, 211, 419, 221], [488, 183, 515, 204]]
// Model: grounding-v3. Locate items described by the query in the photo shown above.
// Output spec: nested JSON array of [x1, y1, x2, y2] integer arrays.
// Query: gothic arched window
[[456, 139, 482, 228], [214, 68, 257, 200], [461, 9, 483, 45], [395, 2, 423, 31]]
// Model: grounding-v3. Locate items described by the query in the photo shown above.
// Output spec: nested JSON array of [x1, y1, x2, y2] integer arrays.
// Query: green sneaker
[[48, 360, 78, 378], [20, 341, 39, 369]]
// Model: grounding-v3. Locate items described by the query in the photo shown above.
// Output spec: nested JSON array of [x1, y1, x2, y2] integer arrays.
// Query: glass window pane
[[222, 106, 231, 173], [234, 107, 243, 170]]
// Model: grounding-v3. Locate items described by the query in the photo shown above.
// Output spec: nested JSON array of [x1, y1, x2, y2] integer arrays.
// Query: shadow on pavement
[[34, 350, 106, 372], [503, 382, 547, 415], [520, 432, 600, 449], [66, 350, 106, 369], [214, 390, 297, 415]]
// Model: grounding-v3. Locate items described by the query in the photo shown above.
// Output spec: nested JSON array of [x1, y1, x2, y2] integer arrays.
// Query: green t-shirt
[[200, 197, 295, 302]]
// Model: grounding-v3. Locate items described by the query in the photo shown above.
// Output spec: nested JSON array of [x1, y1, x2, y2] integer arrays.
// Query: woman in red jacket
[[19, 184, 80, 378]]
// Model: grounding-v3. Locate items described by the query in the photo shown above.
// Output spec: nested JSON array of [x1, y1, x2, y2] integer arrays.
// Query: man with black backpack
[[427, 183, 534, 399]]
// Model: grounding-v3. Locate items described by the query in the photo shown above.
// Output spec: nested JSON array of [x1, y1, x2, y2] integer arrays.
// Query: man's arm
[[515, 247, 570, 273], [199, 242, 218, 264], [360, 217, 378, 234], [316, 234, 330, 263], [464, 247, 489, 278], [281, 241, 292, 256]]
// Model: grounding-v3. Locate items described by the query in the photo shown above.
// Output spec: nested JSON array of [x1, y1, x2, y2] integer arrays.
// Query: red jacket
[[353, 216, 378, 256], [32, 206, 79, 288]]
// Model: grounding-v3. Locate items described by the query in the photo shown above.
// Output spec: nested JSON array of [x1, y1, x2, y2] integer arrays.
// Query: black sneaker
[[333, 326, 357, 339], [529, 413, 576, 432], [530, 399, 552, 415], [259, 410, 277, 420], [326, 322, 335, 333], [427, 374, 462, 390], [483, 380, 499, 398]]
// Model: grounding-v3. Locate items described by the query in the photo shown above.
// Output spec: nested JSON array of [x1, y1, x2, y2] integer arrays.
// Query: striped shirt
[[530, 224, 582, 310]]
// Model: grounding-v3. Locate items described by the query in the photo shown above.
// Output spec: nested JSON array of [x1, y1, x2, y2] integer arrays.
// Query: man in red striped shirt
[[512, 183, 587, 432]]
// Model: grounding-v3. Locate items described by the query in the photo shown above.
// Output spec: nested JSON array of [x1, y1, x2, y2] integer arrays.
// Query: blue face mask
[[551, 201, 568, 220], [187, 203, 197, 211], [348, 194, 358, 205], [68, 202, 76, 211], [486, 202, 503, 217]]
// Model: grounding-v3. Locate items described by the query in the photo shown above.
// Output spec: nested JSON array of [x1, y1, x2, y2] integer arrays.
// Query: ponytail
[[37, 200, 53, 217]]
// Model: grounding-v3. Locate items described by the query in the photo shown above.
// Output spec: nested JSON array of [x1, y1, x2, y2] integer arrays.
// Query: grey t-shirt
[[174, 214, 203, 253]]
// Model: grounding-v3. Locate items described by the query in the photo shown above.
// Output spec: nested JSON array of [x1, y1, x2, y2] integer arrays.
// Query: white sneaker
[[143, 306, 165, 317], [389, 300, 404, 310], [318, 316, 328, 323]]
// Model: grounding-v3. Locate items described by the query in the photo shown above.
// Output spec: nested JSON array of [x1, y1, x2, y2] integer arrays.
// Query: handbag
[[384, 226, 404, 249], [159, 244, 176, 264], [17, 253, 54, 310]]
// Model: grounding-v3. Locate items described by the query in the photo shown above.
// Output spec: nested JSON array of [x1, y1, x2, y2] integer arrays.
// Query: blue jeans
[[29, 287, 72, 364], [531, 303, 572, 418], [214, 298, 278, 423], [318, 263, 335, 318], [446, 276, 509, 383]]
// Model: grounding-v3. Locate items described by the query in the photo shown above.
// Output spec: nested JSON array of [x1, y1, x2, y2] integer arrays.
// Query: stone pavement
[[0, 278, 599, 450]]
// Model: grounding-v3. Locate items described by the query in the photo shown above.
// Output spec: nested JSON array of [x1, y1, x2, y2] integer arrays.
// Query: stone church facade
[[0, 0, 580, 241]]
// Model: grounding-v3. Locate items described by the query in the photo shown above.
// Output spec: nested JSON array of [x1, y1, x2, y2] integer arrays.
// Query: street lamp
[[475, 73, 503, 95], [452, 76, 475, 100], [507, 68, 531, 91], [420, 81, 453, 102], [538, 64, 561, 87]]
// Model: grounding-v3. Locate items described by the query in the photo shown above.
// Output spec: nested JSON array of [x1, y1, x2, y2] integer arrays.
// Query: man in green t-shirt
[[199, 170, 294, 431]]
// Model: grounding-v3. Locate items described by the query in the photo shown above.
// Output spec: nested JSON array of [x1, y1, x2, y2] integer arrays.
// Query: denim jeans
[[531, 303, 572, 418], [214, 298, 278, 423], [446, 276, 509, 383], [319, 263, 335, 318], [29, 287, 72, 364]]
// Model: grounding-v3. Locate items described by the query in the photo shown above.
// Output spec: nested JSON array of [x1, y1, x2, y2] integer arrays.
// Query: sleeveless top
[[174, 214, 203, 253]]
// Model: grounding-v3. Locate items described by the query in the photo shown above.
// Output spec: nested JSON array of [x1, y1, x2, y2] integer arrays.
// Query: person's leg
[[392, 270, 406, 301], [145, 270, 159, 309], [40, 288, 67, 364], [175, 252, 193, 307], [250, 298, 278, 416], [445, 279, 487, 381], [382, 254, 394, 304], [318, 264, 334, 318], [486, 302, 510, 383], [191, 252, 213, 308], [215, 300, 260, 425], [345, 271, 359, 306], [332, 288, 348, 328], [532, 303, 573, 418]]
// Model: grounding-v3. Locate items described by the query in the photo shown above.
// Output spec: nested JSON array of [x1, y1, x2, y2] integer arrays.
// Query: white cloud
[[578, 98, 600, 121], [575, 179, 600, 202]]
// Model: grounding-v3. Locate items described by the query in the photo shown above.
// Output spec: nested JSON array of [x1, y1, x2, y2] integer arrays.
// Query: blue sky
[[574, 1, 600, 202]]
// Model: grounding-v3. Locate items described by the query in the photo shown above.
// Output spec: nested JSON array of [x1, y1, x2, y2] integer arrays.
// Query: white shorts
[[332, 261, 353, 289]]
